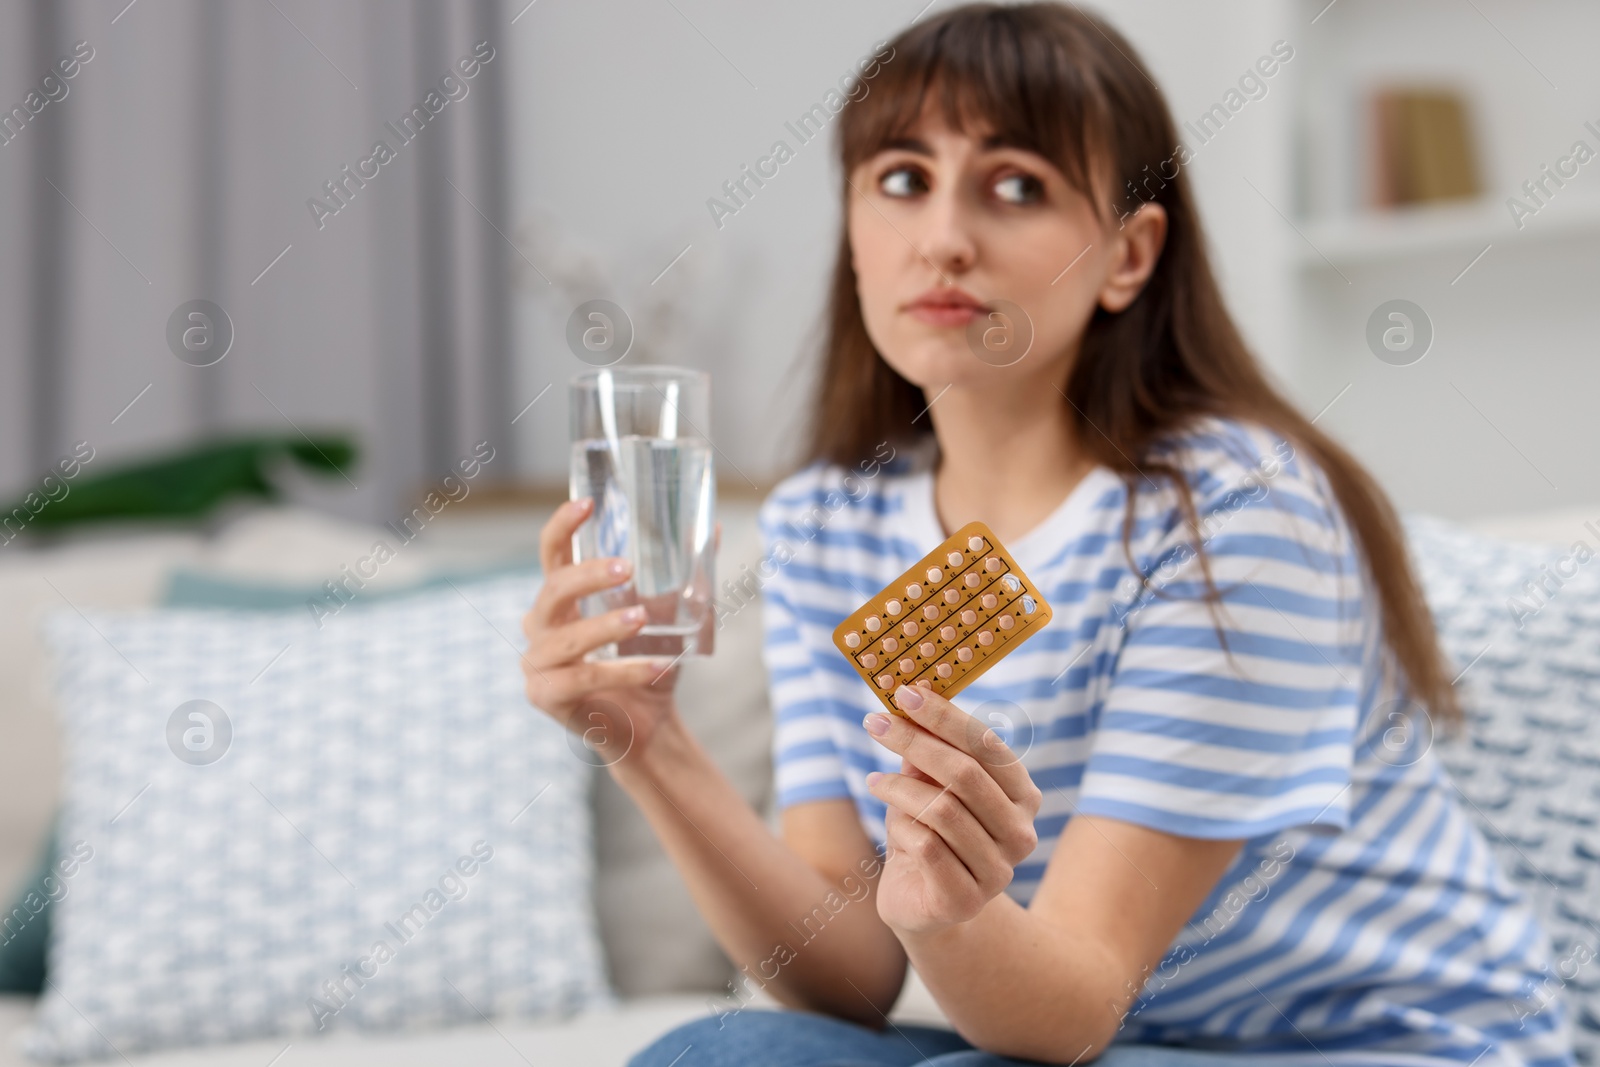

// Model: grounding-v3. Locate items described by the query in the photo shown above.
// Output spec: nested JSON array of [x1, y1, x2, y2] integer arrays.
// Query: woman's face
[[846, 104, 1162, 394]]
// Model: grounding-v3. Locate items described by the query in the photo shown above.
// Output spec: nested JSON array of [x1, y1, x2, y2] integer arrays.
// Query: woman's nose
[[920, 187, 977, 275]]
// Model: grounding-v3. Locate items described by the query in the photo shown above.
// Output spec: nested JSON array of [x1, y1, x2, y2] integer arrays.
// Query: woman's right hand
[[520, 496, 681, 770]]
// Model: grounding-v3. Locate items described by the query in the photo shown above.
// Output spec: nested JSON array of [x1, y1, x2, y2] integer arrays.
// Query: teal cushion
[[0, 829, 56, 994], [161, 559, 540, 610]]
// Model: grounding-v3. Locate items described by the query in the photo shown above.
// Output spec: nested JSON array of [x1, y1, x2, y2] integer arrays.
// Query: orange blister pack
[[832, 521, 1053, 716]]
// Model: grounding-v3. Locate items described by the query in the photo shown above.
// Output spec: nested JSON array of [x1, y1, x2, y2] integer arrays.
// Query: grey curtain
[[0, 0, 513, 521]]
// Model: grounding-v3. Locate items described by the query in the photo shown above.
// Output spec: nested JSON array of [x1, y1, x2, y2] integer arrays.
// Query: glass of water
[[569, 366, 716, 659]]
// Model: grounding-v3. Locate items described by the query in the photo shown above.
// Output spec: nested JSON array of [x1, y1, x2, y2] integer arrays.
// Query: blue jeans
[[626, 1007, 1330, 1066]]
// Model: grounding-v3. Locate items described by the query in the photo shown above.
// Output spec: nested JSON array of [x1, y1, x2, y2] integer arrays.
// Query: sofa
[[0, 495, 1593, 1065], [0, 497, 953, 1066]]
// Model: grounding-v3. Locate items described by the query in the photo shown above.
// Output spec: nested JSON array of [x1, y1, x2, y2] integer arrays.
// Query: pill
[[967, 536, 983, 552], [865, 616, 881, 632], [936, 663, 952, 679], [985, 557, 1001, 572], [956, 646, 973, 662], [943, 588, 959, 604], [899, 657, 915, 673], [861, 653, 878, 668], [906, 582, 923, 599], [981, 593, 997, 610], [885, 599, 902, 616], [947, 551, 963, 567], [939, 625, 956, 641], [903, 620, 920, 637], [978, 630, 993, 646], [927, 566, 943, 583], [876, 673, 893, 688], [960, 609, 977, 625], [919, 641, 935, 657], [922, 604, 938, 620], [915, 678, 933, 689], [965, 572, 979, 588], [883, 637, 900, 653], [998, 614, 1014, 630], [844, 632, 860, 648]]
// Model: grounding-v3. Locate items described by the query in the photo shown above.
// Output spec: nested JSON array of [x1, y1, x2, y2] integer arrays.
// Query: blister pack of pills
[[832, 521, 1053, 716]]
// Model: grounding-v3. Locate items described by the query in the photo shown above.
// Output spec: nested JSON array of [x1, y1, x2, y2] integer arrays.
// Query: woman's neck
[[924, 381, 1092, 545]]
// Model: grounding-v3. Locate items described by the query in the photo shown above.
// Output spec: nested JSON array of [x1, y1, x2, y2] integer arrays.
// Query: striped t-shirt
[[758, 419, 1573, 1067]]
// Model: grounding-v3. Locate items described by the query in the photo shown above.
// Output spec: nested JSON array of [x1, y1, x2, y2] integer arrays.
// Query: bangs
[[837, 5, 1114, 208]]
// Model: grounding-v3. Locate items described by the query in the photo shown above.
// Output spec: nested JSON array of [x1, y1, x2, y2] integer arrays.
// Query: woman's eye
[[879, 166, 928, 198], [994, 173, 1044, 205]]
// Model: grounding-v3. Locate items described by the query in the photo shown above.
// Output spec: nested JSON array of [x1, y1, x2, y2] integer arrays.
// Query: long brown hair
[[800, 2, 1458, 723]]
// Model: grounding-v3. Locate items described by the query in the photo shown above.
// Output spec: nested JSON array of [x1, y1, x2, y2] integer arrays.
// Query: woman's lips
[[907, 303, 982, 328], [905, 288, 988, 328]]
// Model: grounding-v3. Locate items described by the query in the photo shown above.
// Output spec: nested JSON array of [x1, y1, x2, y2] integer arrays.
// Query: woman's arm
[[863, 687, 1242, 1063], [897, 811, 1240, 1061], [521, 500, 906, 1025], [609, 710, 910, 1027]]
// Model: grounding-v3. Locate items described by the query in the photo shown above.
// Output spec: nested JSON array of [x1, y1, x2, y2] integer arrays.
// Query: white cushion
[[24, 573, 612, 1062], [0, 500, 781, 1006], [0, 529, 205, 884], [0, 506, 468, 882]]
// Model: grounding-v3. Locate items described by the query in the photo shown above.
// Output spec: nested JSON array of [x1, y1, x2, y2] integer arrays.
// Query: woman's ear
[[1097, 203, 1167, 313]]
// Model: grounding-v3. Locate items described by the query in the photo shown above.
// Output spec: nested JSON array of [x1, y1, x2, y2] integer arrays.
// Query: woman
[[521, 5, 1573, 1065]]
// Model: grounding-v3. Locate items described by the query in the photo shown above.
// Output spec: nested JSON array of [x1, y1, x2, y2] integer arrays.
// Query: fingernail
[[893, 686, 923, 712], [863, 713, 891, 736], [865, 771, 883, 787], [624, 606, 647, 623], [608, 558, 631, 577]]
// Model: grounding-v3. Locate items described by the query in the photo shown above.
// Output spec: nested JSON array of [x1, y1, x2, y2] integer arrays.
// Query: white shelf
[[1292, 190, 1600, 271]]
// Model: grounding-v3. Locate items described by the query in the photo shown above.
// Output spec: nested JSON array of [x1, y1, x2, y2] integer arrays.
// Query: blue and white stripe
[[758, 418, 1572, 1066]]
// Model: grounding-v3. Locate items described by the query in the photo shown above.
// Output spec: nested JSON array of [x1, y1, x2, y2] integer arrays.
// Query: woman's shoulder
[[1136, 415, 1348, 547], [1147, 416, 1327, 506], [757, 440, 923, 539], [1151, 415, 1298, 483]]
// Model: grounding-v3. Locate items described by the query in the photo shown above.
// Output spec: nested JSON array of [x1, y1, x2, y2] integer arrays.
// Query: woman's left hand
[[863, 684, 1043, 935]]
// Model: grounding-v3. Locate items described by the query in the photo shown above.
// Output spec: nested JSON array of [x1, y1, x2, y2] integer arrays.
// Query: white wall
[[1289, 0, 1600, 520], [505, 0, 1300, 488], [506, 0, 1599, 522]]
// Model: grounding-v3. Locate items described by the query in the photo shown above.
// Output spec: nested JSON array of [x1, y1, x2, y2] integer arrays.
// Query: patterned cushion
[[24, 572, 613, 1062], [1408, 516, 1600, 1063]]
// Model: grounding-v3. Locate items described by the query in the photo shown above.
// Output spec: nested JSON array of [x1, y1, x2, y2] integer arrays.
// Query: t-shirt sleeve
[[758, 493, 856, 811], [1075, 447, 1362, 840]]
